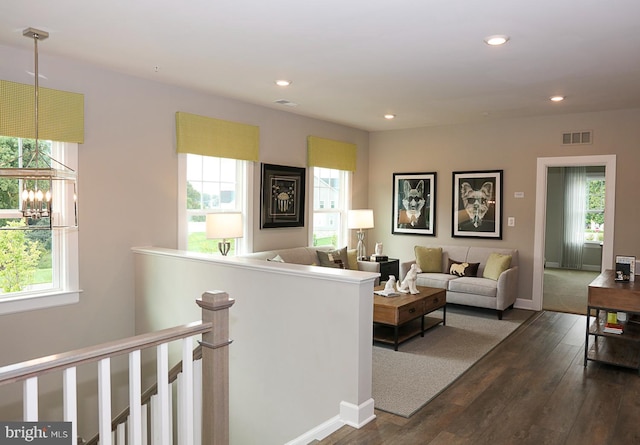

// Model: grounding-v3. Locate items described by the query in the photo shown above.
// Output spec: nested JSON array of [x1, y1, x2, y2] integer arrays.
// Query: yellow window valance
[[175, 111, 259, 162], [307, 135, 357, 171], [0, 80, 84, 143]]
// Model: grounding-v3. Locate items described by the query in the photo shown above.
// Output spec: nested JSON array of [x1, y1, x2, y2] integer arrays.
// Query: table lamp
[[206, 212, 243, 256], [347, 209, 374, 260]]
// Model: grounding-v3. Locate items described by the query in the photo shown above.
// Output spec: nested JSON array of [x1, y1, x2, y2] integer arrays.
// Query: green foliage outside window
[[584, 178, 605, 242], [0, 220, 42, 292]]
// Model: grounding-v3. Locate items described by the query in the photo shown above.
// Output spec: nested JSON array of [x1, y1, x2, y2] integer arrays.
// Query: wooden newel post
[[197, 290, 235, 445]]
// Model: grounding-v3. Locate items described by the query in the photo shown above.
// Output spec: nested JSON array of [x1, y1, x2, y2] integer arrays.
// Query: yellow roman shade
[[0, 80, 84, 143], [175, 111, 259, 161], [307, 135, 357, 171]]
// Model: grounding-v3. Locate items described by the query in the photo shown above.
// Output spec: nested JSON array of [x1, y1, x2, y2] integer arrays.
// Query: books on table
[[604, 322, 624, 334]]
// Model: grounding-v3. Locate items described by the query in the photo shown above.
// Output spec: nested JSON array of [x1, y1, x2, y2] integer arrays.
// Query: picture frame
[[452, 170, 503, 239], [392, 172, 437, 236], [260, 163, 306, 229]]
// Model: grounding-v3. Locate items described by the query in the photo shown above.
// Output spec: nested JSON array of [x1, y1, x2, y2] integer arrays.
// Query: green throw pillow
[[414, 246, 442, 273], [347, 249, 359, 271], [483, 253, 512, 280], [317, 247, 349, 269]]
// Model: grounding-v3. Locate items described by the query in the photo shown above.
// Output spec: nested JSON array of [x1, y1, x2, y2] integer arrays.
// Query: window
[[312, 167, 350, 247], [178, 154, 249, 254], [584, 174, 605, 243], [0, 136, 79, 314]]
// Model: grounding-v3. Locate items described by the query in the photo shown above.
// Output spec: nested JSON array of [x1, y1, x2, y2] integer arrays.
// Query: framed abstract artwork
[[392, 172, 437, 236], [452, 170, 503, 239], [260, 163, 306, 229]]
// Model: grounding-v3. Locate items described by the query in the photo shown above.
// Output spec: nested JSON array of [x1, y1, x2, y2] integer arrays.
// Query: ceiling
[[1, 0, 640, 131]]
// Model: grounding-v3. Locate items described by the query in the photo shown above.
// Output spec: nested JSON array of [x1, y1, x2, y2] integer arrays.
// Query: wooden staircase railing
[[0, 290, 234, 445]]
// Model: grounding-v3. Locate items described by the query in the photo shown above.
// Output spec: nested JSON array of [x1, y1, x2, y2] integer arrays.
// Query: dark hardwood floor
[[318, 311, 640, 445]]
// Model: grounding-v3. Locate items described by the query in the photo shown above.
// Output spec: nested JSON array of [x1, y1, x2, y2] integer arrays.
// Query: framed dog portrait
[[260, 163, 306, 229], [452, 170, 503, 239], [392, 172, 437, 236]]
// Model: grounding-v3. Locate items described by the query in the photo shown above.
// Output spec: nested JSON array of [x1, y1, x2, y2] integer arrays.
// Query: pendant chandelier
[[0, 27, 78, 230]]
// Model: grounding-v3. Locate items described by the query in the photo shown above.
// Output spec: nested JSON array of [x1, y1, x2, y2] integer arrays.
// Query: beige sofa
[[400, 245, 518, 319], [240, 245, 381, 279]]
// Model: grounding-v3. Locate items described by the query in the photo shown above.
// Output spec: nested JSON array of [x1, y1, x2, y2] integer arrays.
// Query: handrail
[[0, 320, 212, 386]]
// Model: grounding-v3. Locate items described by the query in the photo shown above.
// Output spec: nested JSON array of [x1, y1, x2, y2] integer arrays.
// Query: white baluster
[[142, 403, 148, 445], [117, 421, 126, 444], [23, 377, 38, 421], [63, 367, 78, 445], [129, 349, 142, 445], [98, 357, 112, 445], [157, 342, 170, 445], [180, 337, 194, 445]]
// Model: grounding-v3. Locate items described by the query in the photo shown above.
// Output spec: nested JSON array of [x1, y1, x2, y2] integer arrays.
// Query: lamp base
[[218, 241, 231, 256], [356, 230, 366, 260]]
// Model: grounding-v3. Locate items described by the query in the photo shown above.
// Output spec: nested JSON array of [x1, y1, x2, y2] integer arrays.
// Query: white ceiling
[[1, 0, 640, 131]]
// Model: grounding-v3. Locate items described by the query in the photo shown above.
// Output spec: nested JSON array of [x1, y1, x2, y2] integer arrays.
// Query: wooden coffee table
[[373, 285, 446, 350]]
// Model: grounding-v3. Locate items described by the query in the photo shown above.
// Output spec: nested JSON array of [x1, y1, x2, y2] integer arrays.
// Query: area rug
[[372, 305, 535, 417]]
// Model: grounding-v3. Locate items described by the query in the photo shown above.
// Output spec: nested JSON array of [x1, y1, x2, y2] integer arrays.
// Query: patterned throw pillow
[[267, 254, 285, 263], [448, 259, 480, 277], [317, 247, 349, 269]]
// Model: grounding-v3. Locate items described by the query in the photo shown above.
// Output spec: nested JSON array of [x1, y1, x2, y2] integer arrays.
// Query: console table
[[585, 270, 640, 372]]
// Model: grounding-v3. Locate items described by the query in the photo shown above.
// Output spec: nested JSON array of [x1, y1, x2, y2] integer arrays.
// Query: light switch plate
[[508, 217, 515, 227]]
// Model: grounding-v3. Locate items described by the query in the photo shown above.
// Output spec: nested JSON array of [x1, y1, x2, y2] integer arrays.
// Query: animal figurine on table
[[383, 275, 397, 293], [397, 264, 421, 294]]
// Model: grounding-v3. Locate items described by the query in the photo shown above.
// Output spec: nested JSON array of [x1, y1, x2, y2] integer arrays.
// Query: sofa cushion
[[317, 247, 349, 269], [448, 277, 498, 297], [483, 253, 512, 280], [448, 259, 480, 277], [415, 273, 458, 290], [415, 246, 442, 272]]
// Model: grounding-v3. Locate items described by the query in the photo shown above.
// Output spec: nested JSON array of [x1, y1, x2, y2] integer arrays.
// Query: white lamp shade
[[206, 213, 243, 239], [347, 209, 374, 229]]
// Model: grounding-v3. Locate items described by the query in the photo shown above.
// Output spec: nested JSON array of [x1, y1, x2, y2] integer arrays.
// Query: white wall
[[133, 247, 377, 445], [0, 42, 369, 438]]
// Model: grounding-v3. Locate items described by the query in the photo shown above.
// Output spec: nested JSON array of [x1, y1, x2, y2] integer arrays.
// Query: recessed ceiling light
[[275, 79, 292, 87], [484, 35, 510, 46], [384, 114, 396, 120], [550, 96, 565, 102]]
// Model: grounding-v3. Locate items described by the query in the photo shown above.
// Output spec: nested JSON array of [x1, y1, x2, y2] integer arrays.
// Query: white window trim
[[309, 168, 352, 247], [177, 154, 253, 254], [0, 142, 81, 315]]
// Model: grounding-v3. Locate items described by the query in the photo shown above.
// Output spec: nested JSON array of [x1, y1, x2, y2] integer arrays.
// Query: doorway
[[531, 155, 616, 312]]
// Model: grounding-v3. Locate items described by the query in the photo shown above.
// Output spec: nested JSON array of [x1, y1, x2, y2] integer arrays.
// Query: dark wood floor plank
[[318, 310, 640, 445]]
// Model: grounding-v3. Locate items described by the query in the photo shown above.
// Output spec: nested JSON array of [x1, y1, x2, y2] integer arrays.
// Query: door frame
[[530, 155, 616, 311]]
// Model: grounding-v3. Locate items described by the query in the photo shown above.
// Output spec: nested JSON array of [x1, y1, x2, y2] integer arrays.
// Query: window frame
[[0, 140, 80, 315], [310, 167, 351, 248], [177, 153, 253, 254]]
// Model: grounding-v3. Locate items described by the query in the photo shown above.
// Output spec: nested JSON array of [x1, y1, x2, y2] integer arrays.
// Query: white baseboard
[[515, 298, 538, 311], [284, 399, 376, 445], [340, 398, 376, 428], [284, 415, 344, 445]]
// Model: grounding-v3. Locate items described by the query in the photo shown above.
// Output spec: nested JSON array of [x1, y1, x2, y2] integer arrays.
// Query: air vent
[[274, 99, 298, 107], [562, 130, 592, 145]]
